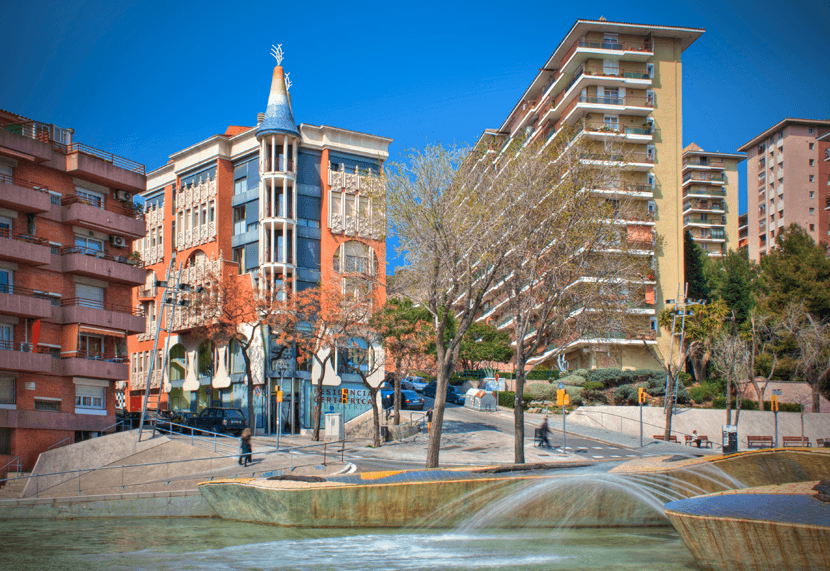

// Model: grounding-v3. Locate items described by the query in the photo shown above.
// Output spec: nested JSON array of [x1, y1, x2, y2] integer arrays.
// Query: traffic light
[[556, 389, 565, 407], [638, 387, 647, 404], [340, 388, 348, 404], [563, 393, 570, 406], [771, 394, 779, 412]]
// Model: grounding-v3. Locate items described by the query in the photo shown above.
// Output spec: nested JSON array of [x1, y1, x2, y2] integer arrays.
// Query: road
[[342, 394, 645, 473]]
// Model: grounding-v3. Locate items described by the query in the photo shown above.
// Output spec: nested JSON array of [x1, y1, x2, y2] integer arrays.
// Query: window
[[809, 128, 814, 134], [34, 399, 61, 412], [75, 235, 104, 254], [602, 59, 619, 76], [76, 186, 105, 209], [810, 191, 815, 199], [232, 247, 245, 274], [233, 206, 247, 235], [26, 213, 36, 234], [646, 63, 654, 78], [810, 224, 816, 231], [810, 176, 815, 183], [810, 159, 815, 166], [0, 323, 12, 350], [0, 378, 14, 405], [76, 385, 105, 409], [76, 283, 104, 309], [603, 115, 619, 129], [233, 157, 259, 195], [180, 166, 216, 189], [810, 143, 815, 150], [0, 427, 9, 455], [810, 208, 815, 215], [0, 268, 11, 295], [79, 334, 105, 357]]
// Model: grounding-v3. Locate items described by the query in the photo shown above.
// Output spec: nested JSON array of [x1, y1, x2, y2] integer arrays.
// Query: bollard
[[323, 442, 327, 466]]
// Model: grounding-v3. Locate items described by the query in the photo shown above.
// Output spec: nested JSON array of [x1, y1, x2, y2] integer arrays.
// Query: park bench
[[684, 434, 713, 448], [817, 438, 830, 448], [782, 436, 812, 448], [652, 434, 678, 443], [747, 435, 774, 449]]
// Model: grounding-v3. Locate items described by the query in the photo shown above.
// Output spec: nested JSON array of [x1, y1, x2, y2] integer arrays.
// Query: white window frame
[[75, 384, 106, 414], [76, 186, 105, 209]]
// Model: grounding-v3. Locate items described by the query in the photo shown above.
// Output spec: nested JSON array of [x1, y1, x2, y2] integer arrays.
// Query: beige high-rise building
[[681, 144, 744, 257], [473, 19, 703, 371], [738, 118, 830, 261]]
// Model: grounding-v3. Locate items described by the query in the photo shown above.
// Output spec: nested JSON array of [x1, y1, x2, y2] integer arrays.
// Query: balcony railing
[[683, 159, 725, 168], [683, 202, 725, 212], [684, 187, 727, 197], [0, 340, 50, 353], [683, 172, 725, 183], [61, 296, 144, 316], [561, 36, 653, 68], [583, 122, 652, 136], [0, 172, 51, 194], [61, 194, 144, 220], [137, 286, 157, 298], [70, 349, 128, 363], [0, 228, 50, 246], [576, 65, 651, 80], [60, 245, 139, 266], [581, 151, 654, 164]]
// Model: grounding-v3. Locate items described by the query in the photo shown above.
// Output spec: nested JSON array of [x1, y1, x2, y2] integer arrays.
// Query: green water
[[0, 518, 696, 570]]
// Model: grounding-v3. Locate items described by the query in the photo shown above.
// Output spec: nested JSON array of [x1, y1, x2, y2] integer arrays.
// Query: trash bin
[[722, 425, 738, 454]]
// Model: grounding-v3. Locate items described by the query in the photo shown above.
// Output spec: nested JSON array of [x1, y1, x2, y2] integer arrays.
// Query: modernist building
[[681, 143, 744, 257], [0, 110, 146, 472], [738, 118, 830, 260], [738, 212, 748, 251], [127, 53, 390, 434], [470, 18, 704, 371]]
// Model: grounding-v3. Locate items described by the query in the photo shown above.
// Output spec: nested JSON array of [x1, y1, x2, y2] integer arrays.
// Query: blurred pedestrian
[[539, 417, 551, 448], [426, 407, 433, 434], [239, 428, 253, 467]]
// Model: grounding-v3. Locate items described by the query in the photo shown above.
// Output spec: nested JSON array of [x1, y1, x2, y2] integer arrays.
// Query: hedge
[[559, 374, 587, 387], [712, 397, 803, 412]]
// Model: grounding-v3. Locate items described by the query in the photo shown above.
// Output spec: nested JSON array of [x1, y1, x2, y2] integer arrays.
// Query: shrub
[[559, 374, 587, 387], [527, 368, 555, 381], [712, 396, 757, 410], [613, 384, 636, 405], [582, 381, 604, 392], [574, 369, 589, 378], [499, 391, 516, 409], [524, 382, 557, 401], [689, 381, 721, 404], [585, 368, 667, 389], [569, 394, 584, 407]]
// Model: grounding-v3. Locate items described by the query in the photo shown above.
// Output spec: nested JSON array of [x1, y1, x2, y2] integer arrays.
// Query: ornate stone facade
[[175, 176, 218, 251], [328, 165, 385, 240]]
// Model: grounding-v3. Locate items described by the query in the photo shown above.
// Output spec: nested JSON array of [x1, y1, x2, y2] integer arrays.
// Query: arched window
[[188, 249, 207, 267], [169, 344, 186, 382], [332, 241, 377, 276], [197, 340, 213, 378]]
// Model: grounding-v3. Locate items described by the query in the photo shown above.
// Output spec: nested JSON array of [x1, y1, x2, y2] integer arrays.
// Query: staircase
[[0, 472, 32, 499]]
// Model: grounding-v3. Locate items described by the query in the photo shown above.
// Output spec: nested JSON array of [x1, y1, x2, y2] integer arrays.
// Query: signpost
[[772, 389, 782, 447], [638, 387, 647, 447], [275, 390, 283, 450], [556, 388, 569, 451]]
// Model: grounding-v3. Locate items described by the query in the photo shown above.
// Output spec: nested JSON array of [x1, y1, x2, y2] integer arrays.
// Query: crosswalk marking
[[626, 454, 637, 457], [610, 455, 621, 458], [592, 446, 604, 449], [592, 455, 604, 459]]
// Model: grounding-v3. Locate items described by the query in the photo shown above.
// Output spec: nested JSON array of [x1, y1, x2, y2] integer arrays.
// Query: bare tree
[[780, 301, 830, 413], [745, 309, 780, 412], [710, 325, 751, 426], [490, 127, 649, 463]]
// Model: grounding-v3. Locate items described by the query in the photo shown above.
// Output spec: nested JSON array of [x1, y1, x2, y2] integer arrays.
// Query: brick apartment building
[[738, 118, 830, 260], [0, 110, 146, 473], [127, 53, 390, 434]]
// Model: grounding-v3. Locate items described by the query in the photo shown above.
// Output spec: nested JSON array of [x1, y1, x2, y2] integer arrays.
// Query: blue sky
[[3, 0, 828, 270]]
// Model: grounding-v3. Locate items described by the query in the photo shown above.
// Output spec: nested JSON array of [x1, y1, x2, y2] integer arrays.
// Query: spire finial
[[271, 44, 284, 66], [284, 72, 292, 91]]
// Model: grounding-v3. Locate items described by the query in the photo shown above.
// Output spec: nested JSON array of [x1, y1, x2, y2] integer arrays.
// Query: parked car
[[402, 376, 428, 392], [185, 407, 248, 436], [423, 382, 466, 405], [401, 389, 425, 410]]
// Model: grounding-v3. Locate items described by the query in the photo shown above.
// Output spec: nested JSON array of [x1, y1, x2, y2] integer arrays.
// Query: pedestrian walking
[[426, 407, 433, 435], [239, 428, 253, 467], [539, 416, 551, 448]]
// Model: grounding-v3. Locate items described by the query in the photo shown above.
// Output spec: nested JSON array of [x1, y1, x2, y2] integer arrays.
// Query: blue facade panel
[[297, 151, 321, 186], [245, 242, 259, 271]]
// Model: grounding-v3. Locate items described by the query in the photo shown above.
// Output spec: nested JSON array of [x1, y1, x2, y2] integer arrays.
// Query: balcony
[[682, 159, 725, 172], [683, 186, 727, 198], [562, 94, 654, 126], [0, 229, 51, 266], [684, 217, 725, 227], [0, 285, 54, 319], [591, 183, 654, 198], [0, 342, 53, 374], [60, 246, 145, 285], [683, 202, 725, 213], [580, 150, 654, 172], [682, 172, 726, 186], [0, 174, 51, 213], [61, 297, 145, 334], [691, 231, 726, 242], [60, 350, 129, 381], [560, 36, 653, 74], [582, 122, 652, 142], [61, 194, 145, 239], [137, 286, 157, 300]]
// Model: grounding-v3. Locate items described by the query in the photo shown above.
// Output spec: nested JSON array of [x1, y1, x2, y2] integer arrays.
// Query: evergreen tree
[[684, 230, 710, 301], [759, 224, 830, 320], [705, 249, 758, 324]]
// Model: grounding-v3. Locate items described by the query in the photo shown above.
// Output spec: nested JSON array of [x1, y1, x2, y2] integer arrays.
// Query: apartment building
[[127, 54, 390, 434], [738, 118, 830, 260], [681, 143, 744, 257], [0, 110, 146, 472], [470, 18, 703, 371], [819, 132, 830, 248], [738, 212, 748, 250]]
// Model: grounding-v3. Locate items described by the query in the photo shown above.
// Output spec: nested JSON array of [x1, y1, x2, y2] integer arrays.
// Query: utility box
[[325, 413, 344, 440], [722, 425, 738, 454], [465, 389, 498, 412]]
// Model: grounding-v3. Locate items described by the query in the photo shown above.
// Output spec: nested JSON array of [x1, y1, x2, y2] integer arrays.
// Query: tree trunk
[[812, 380, 821, 413], [735, 382, 742, 427], [691, 355, 707, 384], [243, 355, 255, 431], [725, 375, 732, 426], [513, 353, 527, 464], [311, 355, 330, 441], [426, 359, 452, 468], [750, 378, 763, 412], [368, 385, 382, 447], [393, 358, 402, 426], [664, 374, 674, 441]]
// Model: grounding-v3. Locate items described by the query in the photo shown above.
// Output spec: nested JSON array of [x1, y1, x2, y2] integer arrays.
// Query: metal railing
[[0, 340, 49, 353], [61, 296, 144, 316], [0, 456, 21, 477], [582, 122, 652, 136], [60, 245, 140, 267], [0, 227, 50, 246], [0, 172, 51, 193], [69, 349, 127, 363], [0, 283, 54, 300], [47, 437, 72, 451], [0, 435, 350, 498], [61, 193, 144, 220]]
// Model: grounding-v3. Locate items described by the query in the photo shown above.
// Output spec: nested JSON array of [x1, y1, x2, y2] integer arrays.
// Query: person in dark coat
[[539, 417, 551, 448], [239, 428, 253, 467]]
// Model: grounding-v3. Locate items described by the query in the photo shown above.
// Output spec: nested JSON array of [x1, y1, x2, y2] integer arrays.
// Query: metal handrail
[[63, 143, 146, 175], [0, 227, 50, 245], [0, 340, 49, 353], [0, 437, 350, 498], [0, 172, 51, 193], [0, 456, 21, 476], [61, 193, 144, 220], [61, 296, 144, 316], [47, 437, 72, 451], [60, 245, 140, 267], [65, 349, 128, 363]]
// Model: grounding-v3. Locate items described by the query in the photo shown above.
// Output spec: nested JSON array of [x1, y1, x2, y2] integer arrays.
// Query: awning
[[80, 325, 126, 337]]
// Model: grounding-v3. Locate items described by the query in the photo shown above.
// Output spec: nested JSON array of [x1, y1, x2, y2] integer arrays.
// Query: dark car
[[401, 390, 425, 410], [185, 407, 248, 436], [423, 382, 466, 405]]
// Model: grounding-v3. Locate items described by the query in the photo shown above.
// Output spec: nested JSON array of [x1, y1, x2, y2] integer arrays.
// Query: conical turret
[[257, 48, 299, 140]]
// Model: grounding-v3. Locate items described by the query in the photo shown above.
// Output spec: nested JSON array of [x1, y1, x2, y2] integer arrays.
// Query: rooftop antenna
[[271, 44, 284, 66], [284, 72, 292, 91]]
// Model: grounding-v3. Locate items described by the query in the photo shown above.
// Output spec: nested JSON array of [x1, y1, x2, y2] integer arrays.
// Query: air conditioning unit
[[110, 235, 127, 248], [115, 190, 131, 201]]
